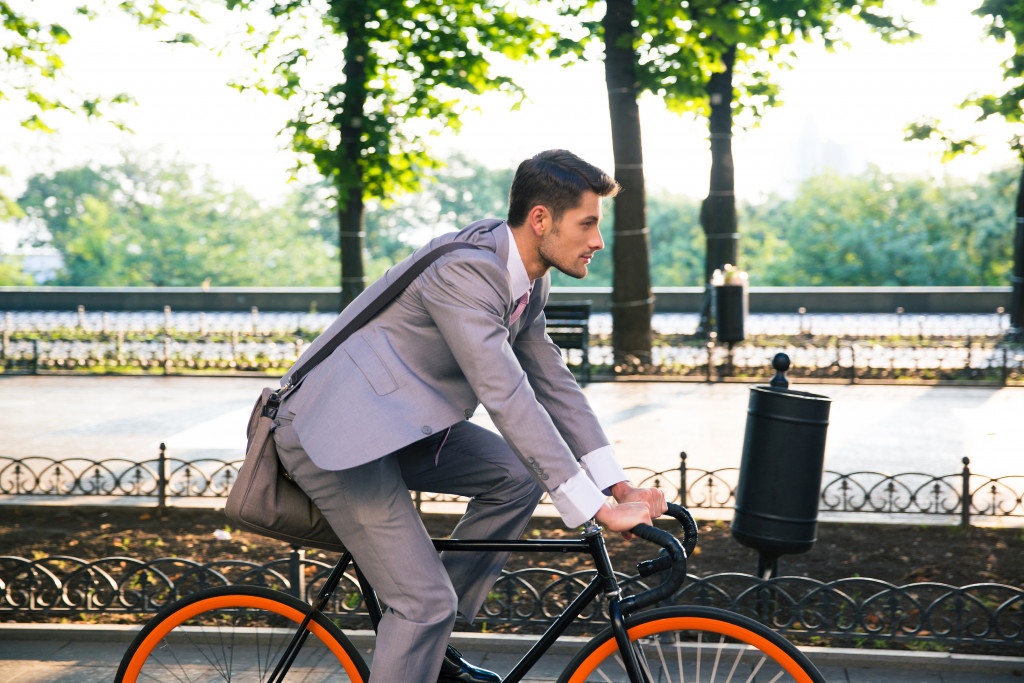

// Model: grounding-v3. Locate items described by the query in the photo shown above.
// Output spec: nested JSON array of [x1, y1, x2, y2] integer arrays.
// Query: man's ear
[[527, 205, 550, 237]]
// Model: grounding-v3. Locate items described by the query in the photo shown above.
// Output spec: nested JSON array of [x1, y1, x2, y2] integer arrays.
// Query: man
[[273, 149, 667, 682]]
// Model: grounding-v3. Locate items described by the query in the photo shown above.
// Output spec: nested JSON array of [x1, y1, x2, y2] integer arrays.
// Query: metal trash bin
[[730, 355, 831, 575], [711, 283, 748, 343]]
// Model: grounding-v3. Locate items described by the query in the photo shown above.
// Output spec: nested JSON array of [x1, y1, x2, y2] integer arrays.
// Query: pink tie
[[509, 290, 530, 324]]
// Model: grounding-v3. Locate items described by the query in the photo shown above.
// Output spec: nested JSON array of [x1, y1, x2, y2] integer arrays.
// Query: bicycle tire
[[115, 585, 370, 683], [558, 605, 826, 683]]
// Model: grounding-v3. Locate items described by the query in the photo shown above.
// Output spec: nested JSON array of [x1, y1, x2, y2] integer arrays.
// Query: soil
[[3, 505, 1022, 587]]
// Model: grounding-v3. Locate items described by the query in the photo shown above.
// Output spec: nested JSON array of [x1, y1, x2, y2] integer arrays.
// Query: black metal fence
[[2, 307, 1014, 337], [1, 552, 1020, 651], [3, 449, 1022, 526], [638, 338, 1024, 385], [3, 309, 1023, 384]]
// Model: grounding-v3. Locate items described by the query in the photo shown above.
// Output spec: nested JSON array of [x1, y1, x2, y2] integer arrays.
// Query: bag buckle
[[262, 390, 282, 419]]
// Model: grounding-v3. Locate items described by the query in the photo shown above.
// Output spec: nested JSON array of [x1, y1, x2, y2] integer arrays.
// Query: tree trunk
[[338, 24, 368, 309], [698, 44, 739, 334], [1010, 162, 1024, 338], [604, 0, 653, 365]]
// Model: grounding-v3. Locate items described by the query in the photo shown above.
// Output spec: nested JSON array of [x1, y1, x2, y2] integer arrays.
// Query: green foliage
[[904, 120, 984, 162], [360, 155, 515, 281], [1, 1, 201, 131], [222, 0, 550, 206], [0, 1, 203, 212], [562, 0, 916, 130], [0, 255, 34, 285], [907, 1, 1024, 159], [17, 155, 339, 286], [742, 166, 1017, 286], [14, 155, 1016, 289], [647, 190, 705, 286], [550, 190, 705, 288], [973, 0, 1024, 142]]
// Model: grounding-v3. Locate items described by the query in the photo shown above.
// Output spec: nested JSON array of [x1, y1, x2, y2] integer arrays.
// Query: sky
[[0, 0, 1020, 239]]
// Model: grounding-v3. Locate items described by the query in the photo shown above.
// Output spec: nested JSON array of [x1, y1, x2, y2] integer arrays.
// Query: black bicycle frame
[[269, 523, 651, 683]]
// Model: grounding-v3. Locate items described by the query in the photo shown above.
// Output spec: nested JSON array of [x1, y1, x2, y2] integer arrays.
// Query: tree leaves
[[1, 1, 197, 129], [913, 1, 1024, 160], [9, 156, 1016, 288], [226, 0, 550, 207], [742, 166, 1017, 286], [16, 155, 340, 286]]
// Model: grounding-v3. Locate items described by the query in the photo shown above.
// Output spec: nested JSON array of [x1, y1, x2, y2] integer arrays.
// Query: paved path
[[1, 624, 1021, 682], [1, 375, 1021, 478]]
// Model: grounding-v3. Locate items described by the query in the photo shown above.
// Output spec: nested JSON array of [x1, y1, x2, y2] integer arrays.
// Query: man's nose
[[591, 230, 605, 251]]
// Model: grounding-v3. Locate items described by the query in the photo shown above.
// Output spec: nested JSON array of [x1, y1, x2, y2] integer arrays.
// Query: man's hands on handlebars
[[595, 481, 669, 540]]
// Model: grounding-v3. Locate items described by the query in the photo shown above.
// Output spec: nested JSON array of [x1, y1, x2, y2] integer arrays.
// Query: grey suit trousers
[[274, 416, 544, 683]]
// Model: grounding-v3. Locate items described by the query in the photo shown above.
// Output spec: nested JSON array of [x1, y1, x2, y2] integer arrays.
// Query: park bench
[[543, 300, 592, 384]]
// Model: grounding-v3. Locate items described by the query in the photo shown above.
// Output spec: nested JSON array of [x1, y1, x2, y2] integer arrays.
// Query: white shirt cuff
[[548, 470, 608, 528], [580, 446, 628, 495]]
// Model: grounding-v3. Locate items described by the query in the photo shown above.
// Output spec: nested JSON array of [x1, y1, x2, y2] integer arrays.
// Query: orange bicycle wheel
[[559, 605, 825, 683], [115, 585, 369, 682]]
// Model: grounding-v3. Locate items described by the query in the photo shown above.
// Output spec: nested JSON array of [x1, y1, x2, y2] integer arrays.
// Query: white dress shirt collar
[[505, 223, 532, 300]]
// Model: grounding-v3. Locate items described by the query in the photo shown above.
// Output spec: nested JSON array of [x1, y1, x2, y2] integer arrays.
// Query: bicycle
[[115, 502, 826, 682]]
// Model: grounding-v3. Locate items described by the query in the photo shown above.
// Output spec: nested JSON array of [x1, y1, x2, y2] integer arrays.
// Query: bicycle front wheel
[[116, 585, 370, 683], [559, 605, 825, 683]]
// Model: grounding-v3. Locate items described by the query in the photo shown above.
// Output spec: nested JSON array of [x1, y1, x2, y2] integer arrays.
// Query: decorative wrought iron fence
[[3, 334, 1023, 384], [674, 455, 1024, 526], [0, 446, 237, 507], [3, 450, 1023, 526], [3, 310, 1023, 383], [1, 552, 1020, 651]]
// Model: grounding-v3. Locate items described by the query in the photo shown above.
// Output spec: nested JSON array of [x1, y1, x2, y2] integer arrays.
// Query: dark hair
[[507, 150, 620, 226]]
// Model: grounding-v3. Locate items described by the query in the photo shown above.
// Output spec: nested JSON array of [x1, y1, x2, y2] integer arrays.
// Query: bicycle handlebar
[[618, 503, 698, 615]]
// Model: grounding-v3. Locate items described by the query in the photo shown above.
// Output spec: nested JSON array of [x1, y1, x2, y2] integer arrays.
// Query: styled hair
[[507, 150, 620, 226]]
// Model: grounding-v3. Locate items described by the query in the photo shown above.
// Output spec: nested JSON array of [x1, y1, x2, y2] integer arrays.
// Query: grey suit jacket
[[279, 219, 611, 507]]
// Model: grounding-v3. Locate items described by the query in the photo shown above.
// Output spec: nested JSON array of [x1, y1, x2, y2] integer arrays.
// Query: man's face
[[537, 190, 605, 279]]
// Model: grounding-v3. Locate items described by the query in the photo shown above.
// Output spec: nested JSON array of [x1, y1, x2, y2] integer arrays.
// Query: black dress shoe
[[438, 644, 501, 682]]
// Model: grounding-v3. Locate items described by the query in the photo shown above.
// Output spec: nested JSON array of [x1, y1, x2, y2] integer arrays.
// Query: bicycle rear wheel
[[116, 585, 369, 683], [559, 605, 825, 683]]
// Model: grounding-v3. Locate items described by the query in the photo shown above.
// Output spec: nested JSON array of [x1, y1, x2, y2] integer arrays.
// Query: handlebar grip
[[619, 503, 699, 614], [664, 502, 699, 557]]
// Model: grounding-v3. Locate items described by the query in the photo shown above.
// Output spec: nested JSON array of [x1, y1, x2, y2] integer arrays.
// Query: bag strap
[[263, 240, 482, 417]]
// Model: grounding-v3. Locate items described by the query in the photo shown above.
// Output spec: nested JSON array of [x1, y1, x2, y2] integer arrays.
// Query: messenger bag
[[225, 240, 484, 550]]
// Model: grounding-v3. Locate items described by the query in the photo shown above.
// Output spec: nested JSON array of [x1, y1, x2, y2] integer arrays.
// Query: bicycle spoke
[[559, 608, 823, 683], [117, 587, 368, 683]]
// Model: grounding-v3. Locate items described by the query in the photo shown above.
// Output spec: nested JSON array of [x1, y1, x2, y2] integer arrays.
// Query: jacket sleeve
[[418, 254, 607, 527], [511, 281, 627, 493]]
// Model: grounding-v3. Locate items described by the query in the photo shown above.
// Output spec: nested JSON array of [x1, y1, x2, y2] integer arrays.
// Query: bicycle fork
[[608, 598, 654, 683]]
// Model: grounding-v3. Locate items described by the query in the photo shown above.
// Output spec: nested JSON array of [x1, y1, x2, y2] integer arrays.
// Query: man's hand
[[595, 481, 668, 540], [594, 501, 652, 540], [609, 481, 668, 520]]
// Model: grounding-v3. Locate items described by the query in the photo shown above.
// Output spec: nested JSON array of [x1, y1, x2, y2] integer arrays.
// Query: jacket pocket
[[345, 335, 399, 396]]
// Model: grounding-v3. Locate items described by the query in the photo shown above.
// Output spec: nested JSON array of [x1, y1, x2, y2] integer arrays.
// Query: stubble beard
[[539, 226, 589, 280]]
